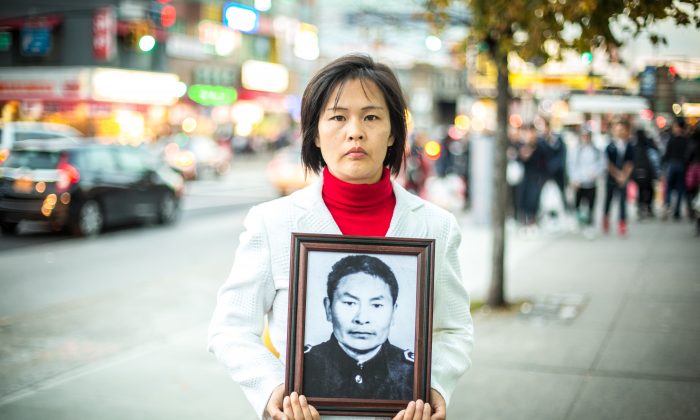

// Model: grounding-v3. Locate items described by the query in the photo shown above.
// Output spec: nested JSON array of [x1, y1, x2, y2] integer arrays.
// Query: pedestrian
[[208, 54, 474, 420], [516, 124, 548, 227], [632, 129, 661, 219], [662, 119, 689, 220], [603, 119, 635, 236], [540, 118, 569, 211], [568, 127, 604, 234], [685, 122, 700, 235]]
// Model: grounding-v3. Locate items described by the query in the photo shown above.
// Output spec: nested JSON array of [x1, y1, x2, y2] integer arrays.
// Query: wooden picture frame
[[285, 233, 435, 417]]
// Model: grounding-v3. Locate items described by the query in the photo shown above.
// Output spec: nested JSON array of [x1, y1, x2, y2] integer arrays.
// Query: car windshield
[[3, 150, 61, 169]]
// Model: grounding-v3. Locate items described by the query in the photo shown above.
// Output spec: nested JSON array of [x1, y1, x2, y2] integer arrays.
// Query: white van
[[0, 122, 82, 163]]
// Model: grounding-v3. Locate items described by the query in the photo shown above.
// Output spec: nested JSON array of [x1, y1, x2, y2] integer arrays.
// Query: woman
[[632, 129, 659, 219], [569, 127, 604, 230], [208, 54, 474, 420], [516, 124, 548, 226]]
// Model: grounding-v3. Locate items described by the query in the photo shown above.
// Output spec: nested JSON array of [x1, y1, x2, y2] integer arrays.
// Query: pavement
[[452, 214, 700, 420], [1, 209, 699, 419]]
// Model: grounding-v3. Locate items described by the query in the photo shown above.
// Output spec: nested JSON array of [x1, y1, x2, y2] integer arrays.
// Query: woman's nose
[[347, 118, 364, 141]]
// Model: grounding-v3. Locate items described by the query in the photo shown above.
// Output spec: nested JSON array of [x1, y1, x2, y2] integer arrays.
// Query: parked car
[[266, 146, 316, 195], [0, 139, 184, 236], [0, 121, 83, 164], [161, 134, 232, 180]]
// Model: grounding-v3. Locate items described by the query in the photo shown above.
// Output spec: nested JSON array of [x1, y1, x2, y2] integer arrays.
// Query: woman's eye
[[330, 115, 345, 121], [365, 115, 379, 121]]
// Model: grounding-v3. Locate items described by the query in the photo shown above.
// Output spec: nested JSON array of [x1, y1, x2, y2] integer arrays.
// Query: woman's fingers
[[422, 402, 432, 420], [266, 385, 286, 420], [289, 392, 305, 419], [298, 394, 313, 419], [412, 400, 424, 420], [309, 403, 321, 420], [282, 395, 294, 420], [392, 410, 406, 420]]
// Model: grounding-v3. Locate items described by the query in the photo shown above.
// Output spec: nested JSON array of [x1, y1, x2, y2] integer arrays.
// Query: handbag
[[506, 159, 524, 186]]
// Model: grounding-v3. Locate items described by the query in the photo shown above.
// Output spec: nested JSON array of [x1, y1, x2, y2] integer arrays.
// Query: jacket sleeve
[[430, 214, 474, 406], [207, 205, 284, 419]]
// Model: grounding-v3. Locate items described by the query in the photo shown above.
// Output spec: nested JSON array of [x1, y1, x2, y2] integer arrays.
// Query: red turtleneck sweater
[[322, 167, 396, 236]]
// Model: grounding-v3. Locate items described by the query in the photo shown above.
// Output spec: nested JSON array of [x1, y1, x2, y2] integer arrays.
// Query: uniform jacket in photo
[[208, 176, 474, 420], [303, 334, 413, 401]]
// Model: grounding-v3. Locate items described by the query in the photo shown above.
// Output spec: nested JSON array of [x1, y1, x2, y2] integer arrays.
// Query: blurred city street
[[2, 0, 700, 419], [1, 155, 698, 420]]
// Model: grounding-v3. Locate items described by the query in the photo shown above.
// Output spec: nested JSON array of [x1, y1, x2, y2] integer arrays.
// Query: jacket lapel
[[292, 179, 342, 234], [387, 181, 426, 238]]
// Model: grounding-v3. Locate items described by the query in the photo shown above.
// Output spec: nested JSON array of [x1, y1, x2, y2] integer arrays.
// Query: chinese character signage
[[93, 6, 117, 61]]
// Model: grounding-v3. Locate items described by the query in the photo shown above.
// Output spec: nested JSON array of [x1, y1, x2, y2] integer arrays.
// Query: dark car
[[0, 140, 184, 236]]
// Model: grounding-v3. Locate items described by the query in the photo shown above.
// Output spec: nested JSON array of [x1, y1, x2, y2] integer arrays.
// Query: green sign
[[187, 84, 237, 106], [0, 32, 10, 51]]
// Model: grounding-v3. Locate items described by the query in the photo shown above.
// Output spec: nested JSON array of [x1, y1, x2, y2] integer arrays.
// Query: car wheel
[[0, 222, 19, 235], [71, 200, 104, 237], [157, 192, 178, 225]]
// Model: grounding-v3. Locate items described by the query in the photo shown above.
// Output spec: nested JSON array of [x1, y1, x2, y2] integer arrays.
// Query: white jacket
[[208, 178, 474, 419]]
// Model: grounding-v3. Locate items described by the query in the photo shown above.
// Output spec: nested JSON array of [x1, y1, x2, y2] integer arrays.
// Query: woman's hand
[[392, 389, 446, 420], [266, 385, 320, 420]]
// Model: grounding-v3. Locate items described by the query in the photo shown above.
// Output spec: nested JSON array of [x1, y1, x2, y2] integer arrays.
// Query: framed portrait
[[285, 233, 435, 417]]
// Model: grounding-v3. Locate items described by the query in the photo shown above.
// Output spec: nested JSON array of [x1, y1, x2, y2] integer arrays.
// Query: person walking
[[541, 119, 569, 211], [632, 129, 661, 219], [662, 119, 689, 220], [685, 122, 700, 235], [568, 127, 604, 235], [208, 54, 473, 420], [516, 124, 548, 227], [603, 120, 635, 236]]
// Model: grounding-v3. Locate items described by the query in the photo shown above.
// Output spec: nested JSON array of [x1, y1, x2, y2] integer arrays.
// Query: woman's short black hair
[[300, 54, 408, 176], [327, 254, 399, 304]]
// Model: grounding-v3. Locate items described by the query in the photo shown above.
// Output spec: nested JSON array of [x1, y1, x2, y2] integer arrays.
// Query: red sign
[[93, 6, 116, 61]]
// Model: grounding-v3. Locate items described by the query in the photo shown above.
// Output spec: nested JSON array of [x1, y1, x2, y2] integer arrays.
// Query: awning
[[568, 94, 650, 114]]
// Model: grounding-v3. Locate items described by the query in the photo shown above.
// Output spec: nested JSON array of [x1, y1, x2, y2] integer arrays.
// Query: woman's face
[[315, 78, 394, 184]]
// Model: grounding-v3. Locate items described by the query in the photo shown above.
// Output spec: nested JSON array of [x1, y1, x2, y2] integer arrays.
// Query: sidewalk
[[451, 217, 700, 420], [0, 216, 697, 420]]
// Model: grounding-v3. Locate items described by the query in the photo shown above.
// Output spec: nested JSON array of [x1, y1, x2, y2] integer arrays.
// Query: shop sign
[[241, 60, 288, 93], [0, 32, 11, 51], [193, 66, 237, 86], [93, 6, 117, 61], [222, 3, 259, 34], [20, 26, 51, 56], [188, 84, 237, 106], [0, 68, 88, 100], [92, 68, 182, 106], [166, 34, 212, 60]]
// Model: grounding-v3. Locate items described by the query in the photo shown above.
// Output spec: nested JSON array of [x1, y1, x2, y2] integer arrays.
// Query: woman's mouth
[[345, 147, 367, 158]]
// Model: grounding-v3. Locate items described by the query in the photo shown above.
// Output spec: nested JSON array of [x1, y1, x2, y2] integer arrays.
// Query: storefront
[[0, 66, 185, 144]]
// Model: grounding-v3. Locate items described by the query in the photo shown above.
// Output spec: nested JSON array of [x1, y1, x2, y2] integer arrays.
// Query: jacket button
[[355, 374, 363, 384]]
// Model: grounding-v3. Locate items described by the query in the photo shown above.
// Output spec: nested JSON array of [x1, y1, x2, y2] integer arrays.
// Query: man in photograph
[[303, 254, 414, 400]]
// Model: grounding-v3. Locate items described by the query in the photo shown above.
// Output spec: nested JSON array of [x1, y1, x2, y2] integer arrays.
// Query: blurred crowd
[[396, 115, 700, 238], [503, 116, 700, 237]]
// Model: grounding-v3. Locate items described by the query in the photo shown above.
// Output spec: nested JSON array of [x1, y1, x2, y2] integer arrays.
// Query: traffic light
[[148, 0, 176, 28], [127, 22, 156, 52], [581, 51, 592, 64]]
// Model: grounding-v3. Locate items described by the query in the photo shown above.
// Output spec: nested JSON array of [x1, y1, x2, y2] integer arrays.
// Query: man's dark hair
[[327, 255, 399, 304], [300, 54, 408, 177]]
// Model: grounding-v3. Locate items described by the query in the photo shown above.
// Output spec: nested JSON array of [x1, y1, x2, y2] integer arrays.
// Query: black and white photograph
[[302, 251, 417, 400], [285, 233, 435, 417]]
